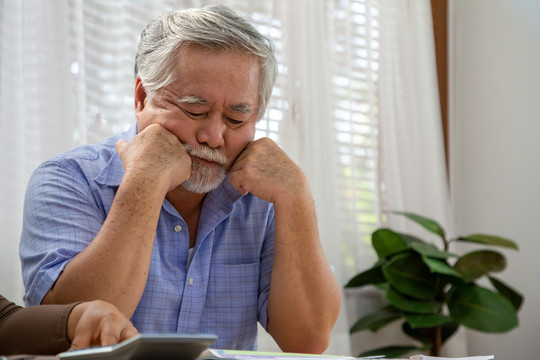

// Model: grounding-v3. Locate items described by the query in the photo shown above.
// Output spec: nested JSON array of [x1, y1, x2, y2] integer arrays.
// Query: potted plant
[[345, 211, 523, 358]]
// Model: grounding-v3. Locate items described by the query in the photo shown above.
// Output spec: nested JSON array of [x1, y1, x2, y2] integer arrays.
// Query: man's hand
[[228, 138, 306, 203], [115, 123, 192, 193], [68, 300, 139, 350]]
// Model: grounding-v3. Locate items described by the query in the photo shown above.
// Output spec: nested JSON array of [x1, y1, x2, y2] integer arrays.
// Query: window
[[329, 0, 381, 276]]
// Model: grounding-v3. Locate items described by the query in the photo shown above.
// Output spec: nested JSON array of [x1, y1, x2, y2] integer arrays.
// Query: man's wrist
[[274, 179, 312, 209], [66, 302, 84, 342], [121, 168, 172, 199]]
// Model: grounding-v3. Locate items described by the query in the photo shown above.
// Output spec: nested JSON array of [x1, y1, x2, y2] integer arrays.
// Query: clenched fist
[[115, 123, 192, 193], [228, 138, 309, 204]]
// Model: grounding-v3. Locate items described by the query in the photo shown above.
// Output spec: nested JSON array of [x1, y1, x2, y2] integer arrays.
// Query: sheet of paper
[[204, 349, 358, 360], [204, 349, 494, 360], [409, 355, 494, 360]]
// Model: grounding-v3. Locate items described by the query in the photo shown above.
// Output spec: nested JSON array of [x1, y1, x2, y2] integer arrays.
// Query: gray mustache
[[184, 144, 227, 165]]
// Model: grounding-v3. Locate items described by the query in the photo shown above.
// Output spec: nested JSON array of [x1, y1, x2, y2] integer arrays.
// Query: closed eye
[[183, 109, 205, 118], [226, 118, 244, 126]]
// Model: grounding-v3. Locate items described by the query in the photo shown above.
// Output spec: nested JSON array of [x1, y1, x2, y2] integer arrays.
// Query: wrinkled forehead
[[162, 46, 261, 110]]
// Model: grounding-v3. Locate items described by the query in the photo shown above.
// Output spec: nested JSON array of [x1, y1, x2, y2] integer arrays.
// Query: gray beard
[[181, 158, 227, 194]]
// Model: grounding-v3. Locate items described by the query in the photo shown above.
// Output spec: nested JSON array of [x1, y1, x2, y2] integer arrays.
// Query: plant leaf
[[402, 321, 459, 345], [385, 286, 441, 314], [457, 234, 518, 250], [382, 253, 437, 300], [439, 273, 466, 287], [422, 256, 463, 278], [400, 233, 428, 245], [392, 211, 446, 239], [358, 345, 422, 358], [447, 284, 518, 332], [345, 265, 386, 288], [403, 313, 452, 328], [410, 241, 457, 259], [375, 282, 389, 291], [489, 276, 524, 311], [372, 229, 409, 258], [453, 250, 506, 281], [350, 305, 403, 333]]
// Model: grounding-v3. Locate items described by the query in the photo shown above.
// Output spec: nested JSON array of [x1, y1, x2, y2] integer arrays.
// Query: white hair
[[135, 5, 277, 120]]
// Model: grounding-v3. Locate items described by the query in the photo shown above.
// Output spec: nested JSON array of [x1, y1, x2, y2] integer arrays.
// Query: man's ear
[[134, 77, 147, 112]]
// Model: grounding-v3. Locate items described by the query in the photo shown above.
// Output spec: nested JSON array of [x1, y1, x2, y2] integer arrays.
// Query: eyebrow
[[230, 103, 253, 114], [178, 95, 253, 114], [178, 95, 209, 105]]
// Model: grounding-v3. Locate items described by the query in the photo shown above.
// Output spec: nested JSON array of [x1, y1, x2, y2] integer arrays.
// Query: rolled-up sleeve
[[0, 295, 78, 355], [19, 158, 106, 306]]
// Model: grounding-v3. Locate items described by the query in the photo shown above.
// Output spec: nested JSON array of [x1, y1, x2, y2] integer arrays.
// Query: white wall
[[450, 0, 540, 358]]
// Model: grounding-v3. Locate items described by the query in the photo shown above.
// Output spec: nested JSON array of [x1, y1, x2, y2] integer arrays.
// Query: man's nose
[[196, 112, 226, 148]]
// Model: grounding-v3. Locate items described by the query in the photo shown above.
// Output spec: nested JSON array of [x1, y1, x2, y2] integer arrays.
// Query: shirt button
[[174, 225, 182, 232], [189, 277, 194, 286]]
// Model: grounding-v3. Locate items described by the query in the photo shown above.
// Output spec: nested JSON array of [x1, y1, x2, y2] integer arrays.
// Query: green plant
[[345, 211, 523, 358]]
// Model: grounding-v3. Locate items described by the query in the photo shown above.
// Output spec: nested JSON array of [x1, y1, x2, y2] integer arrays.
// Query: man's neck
[[166, 186, 206, 248], [166, 185, 206, 220]]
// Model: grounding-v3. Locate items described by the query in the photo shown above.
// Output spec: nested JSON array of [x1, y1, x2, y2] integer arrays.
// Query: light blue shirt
[[19, 123, 275, 350]]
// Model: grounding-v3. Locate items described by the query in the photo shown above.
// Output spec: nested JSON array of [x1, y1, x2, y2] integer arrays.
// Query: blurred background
[[0, 0, 538, 358]]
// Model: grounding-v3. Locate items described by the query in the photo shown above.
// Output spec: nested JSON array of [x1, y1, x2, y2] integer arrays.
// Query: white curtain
[[378, 0, 451, 236], [276, 1, 351, 353], [370, 0, 465, 356], [0, 0, 453, 355], [0, 0, 76, 305]]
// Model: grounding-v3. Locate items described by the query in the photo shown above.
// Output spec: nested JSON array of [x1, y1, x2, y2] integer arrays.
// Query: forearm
[[267, 185, 341, 353], [227, 138, 341, 351], [0, 296, 76, 355], [42, 171, 168, 317]]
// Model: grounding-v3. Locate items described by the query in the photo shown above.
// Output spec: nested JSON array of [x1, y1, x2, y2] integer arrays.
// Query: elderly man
[[20, 5, 340, 352]]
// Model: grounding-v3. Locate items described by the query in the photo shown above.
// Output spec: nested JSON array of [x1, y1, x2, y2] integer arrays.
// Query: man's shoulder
[[45, 135, 118, 169], [35, 129, 130, 182]]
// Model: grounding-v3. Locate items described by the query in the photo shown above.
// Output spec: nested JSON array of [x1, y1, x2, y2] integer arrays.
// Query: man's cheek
[[160, 120, 187, 144]]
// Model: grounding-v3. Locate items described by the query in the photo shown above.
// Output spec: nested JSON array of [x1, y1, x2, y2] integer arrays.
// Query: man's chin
[[181, 176, 225, 194], [181, 183, 212, 194]]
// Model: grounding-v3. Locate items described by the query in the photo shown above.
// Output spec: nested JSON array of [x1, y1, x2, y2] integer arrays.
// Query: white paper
[[409, 355, 494, 360]]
